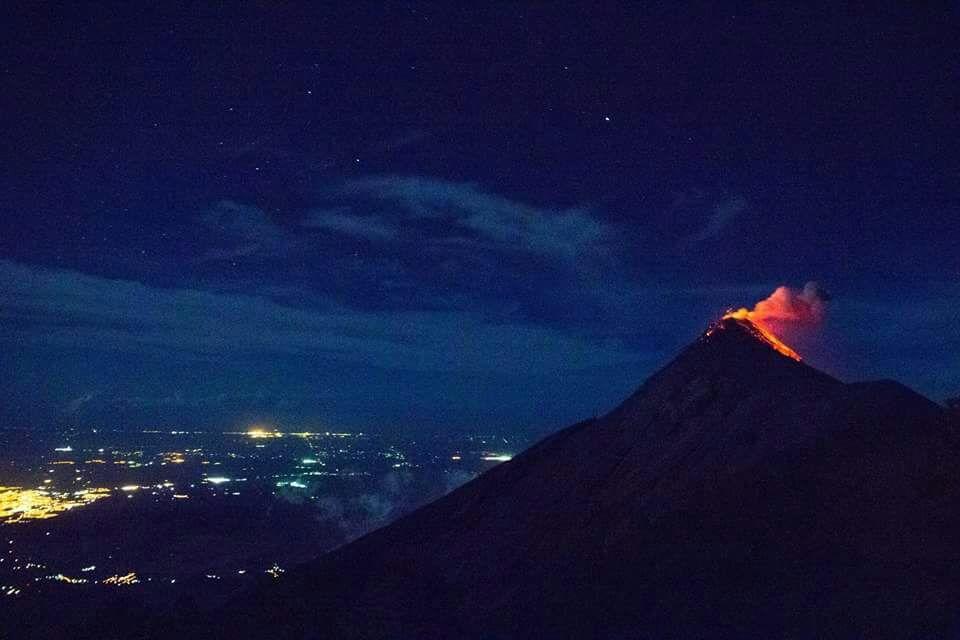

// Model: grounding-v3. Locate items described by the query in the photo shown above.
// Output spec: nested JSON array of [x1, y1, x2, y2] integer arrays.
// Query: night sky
[[2, 3, 958, 434]]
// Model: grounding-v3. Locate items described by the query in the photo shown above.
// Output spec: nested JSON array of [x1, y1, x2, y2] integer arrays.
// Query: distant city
[[0, 426, 522, 610]]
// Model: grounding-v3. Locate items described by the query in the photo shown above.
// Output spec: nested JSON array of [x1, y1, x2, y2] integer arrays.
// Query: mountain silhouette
[[180, 317, 959, 639]]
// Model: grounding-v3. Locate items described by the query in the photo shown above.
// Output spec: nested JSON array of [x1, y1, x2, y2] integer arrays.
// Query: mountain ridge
[[170, 318, 958, 639]]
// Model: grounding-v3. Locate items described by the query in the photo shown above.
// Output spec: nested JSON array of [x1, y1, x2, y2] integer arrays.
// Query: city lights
[[0, 487, 111, 524], [0, 426, 515, 604]]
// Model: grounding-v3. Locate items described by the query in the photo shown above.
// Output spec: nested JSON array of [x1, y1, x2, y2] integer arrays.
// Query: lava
[[711, 282, 829, 362], [719, 313, 802, 361]]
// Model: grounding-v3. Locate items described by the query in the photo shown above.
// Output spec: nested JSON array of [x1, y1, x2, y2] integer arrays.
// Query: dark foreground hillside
[[165, 318, 959, 638]]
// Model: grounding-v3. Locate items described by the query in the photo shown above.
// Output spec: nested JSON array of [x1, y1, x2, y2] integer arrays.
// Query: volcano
[[180, 318, 958, 639]]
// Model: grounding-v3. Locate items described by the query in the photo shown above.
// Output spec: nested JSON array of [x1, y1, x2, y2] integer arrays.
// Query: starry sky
[[1, 3, 958, 434]]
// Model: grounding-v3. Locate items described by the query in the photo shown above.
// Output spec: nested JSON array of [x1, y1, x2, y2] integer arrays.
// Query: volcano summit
[[169, 317, 957, 639]]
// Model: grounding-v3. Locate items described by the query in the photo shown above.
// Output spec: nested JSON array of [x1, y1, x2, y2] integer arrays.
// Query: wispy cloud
[[337, 176, 612, 260], [65, 392, 98, 414], [302, 207, 398, 240], [0, 260, 643, 375], [687, 196, 747, 244], [197, 200, 294, 262]]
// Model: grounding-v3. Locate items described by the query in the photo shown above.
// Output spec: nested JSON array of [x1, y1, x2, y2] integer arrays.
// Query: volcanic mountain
[[184, 317, 959, 639]]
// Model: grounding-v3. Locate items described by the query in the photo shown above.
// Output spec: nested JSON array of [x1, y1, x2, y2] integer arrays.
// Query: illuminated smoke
[[719, 282, 830, 361], [727, 282, 830, 327]]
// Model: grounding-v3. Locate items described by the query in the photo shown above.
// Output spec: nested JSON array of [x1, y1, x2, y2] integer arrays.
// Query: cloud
[[444, 469, 476, 493], [688, 196, 747, 244], [65, 392, 97, 414], [338, 176, 612, 260], [178, 180, 622, 320], [301, 207, 398, 240], [198, 200, 293, 262], [0, 260, 643, 375]]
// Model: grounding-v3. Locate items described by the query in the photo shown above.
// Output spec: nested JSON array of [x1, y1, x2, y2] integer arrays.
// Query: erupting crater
[[705, 314, 802, 361], [703, 282, 830, 362]]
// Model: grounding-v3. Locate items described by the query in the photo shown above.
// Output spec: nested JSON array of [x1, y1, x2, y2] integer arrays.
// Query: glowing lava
[[708, 282, 829, 362], [719, 312, 802, 361]]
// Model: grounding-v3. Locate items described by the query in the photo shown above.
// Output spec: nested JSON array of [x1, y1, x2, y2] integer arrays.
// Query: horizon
[[4, 310, 955, 436]]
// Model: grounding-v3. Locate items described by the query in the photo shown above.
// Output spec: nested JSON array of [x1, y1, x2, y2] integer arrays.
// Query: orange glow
[[713, 283, 829, 362], [719, 312, 802, 361]]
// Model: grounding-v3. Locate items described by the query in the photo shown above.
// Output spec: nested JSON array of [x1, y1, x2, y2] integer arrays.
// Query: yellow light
[[265, 563, 285, 579], [101, 572, 139, 586], [246, 427, 282, 439], [0, 487, 110, 524], [49, 573, 88, 585]]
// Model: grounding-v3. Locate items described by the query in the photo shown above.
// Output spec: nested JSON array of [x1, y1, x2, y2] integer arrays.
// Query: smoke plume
[[729, 282, 830, 327]]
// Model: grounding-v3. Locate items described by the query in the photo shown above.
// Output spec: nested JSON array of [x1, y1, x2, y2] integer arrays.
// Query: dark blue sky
[[1, 3, 958, 434]]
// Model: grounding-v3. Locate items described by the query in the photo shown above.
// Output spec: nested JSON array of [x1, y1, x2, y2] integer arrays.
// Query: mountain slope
[[184, 318, 958, 639]]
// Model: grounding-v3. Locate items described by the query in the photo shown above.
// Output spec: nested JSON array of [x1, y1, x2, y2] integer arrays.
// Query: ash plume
[[729, 282, 830, 327]]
